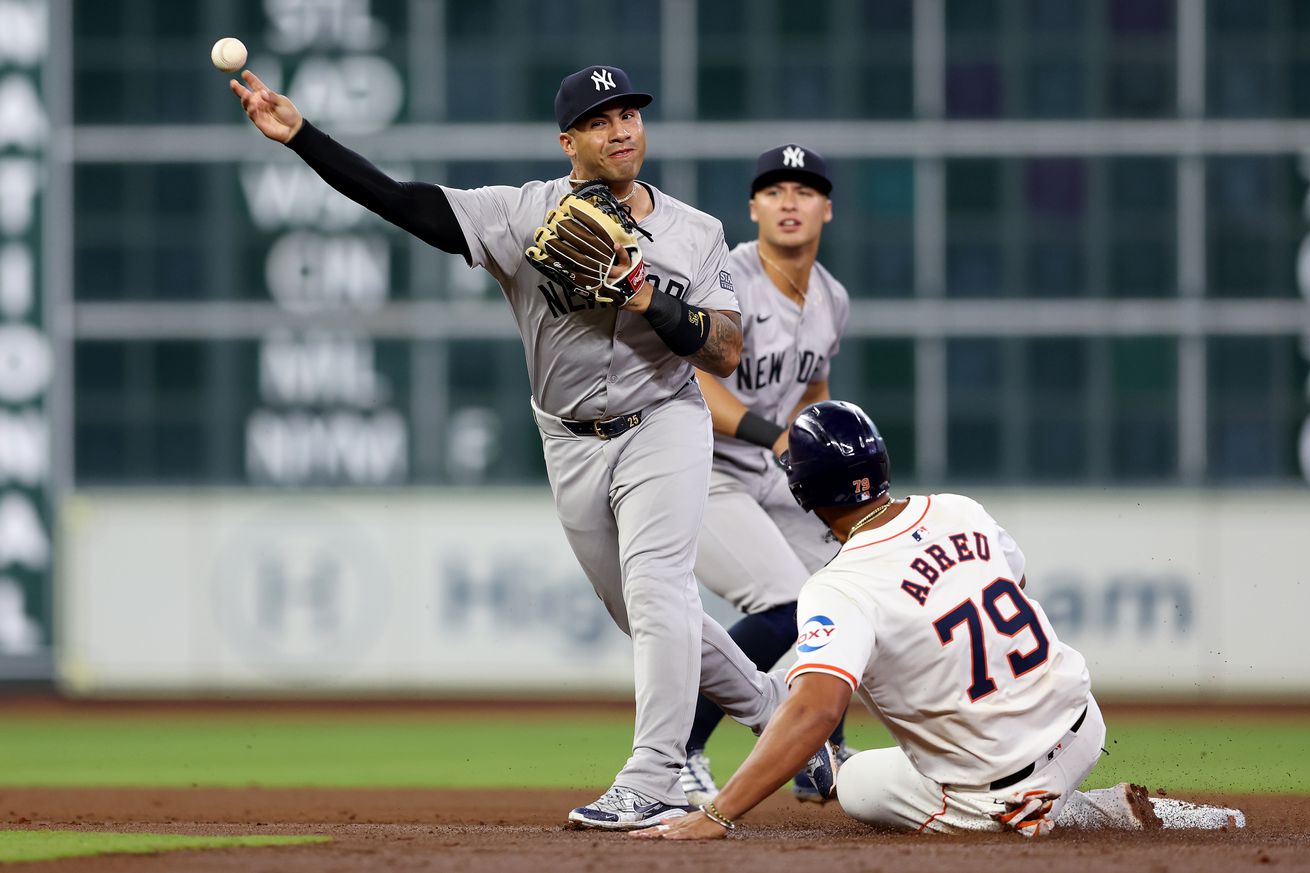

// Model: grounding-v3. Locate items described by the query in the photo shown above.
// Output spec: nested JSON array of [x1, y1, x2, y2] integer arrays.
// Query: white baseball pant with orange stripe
[[837, 697, 1106, 833]]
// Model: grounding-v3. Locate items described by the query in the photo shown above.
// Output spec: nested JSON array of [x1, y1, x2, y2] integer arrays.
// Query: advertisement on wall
[[242, 0, 411, 486], [57, 489, 1310, 698], [0, 0, 54, 680]]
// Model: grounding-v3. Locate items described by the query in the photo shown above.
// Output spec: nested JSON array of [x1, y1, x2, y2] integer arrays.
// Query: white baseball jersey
[[786, 493, 1090, 786], [442, 178, 740, 420], [711, 241, 850, 478]]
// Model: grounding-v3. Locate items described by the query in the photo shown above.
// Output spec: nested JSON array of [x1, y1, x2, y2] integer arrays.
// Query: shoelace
[[593, 787, 653, 812]]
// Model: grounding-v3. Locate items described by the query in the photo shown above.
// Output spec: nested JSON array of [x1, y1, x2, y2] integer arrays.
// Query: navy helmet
[[782, 401, 890, 511]]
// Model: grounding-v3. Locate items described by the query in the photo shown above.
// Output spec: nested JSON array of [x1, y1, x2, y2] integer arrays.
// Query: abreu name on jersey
[[899, 531, 994, 606]]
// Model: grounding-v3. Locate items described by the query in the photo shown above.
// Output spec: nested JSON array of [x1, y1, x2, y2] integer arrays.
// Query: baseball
[[210, 37, 247, 74]]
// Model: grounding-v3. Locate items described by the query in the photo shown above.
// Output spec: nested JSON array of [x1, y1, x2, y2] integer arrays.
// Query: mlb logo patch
[[719, 270, 735, 291], [911, 526, 929, 542]]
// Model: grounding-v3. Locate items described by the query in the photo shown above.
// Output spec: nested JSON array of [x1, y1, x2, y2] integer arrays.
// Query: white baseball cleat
[[1058, 783, 1163, 830], [1150, 796, 1247, 830], [679, 751, 719, 808], [566, 786, 695, 831]]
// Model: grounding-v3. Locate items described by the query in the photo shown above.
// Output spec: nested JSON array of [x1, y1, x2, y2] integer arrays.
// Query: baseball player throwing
[[638, 401, 1245, 839], [679, 145, 854, 805], [230, 64, 799, 830]]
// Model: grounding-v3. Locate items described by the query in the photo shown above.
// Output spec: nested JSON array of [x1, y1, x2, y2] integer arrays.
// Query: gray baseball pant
[[532, 385, 788, 804]]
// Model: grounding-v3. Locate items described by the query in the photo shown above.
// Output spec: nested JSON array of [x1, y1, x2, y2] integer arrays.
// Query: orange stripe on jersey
[[917, 787, 949, 834], [845, 495, 933, 552], [786, 663, 859, 689]]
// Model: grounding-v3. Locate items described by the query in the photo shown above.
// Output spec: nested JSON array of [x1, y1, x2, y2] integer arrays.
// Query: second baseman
[[680, 145, 853, 806]]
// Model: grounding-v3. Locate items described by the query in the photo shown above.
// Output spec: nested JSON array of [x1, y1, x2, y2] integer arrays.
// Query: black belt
[[989, 705, 1088, 791], [559, 378, 696, 440], [560, 410, 643, 440]]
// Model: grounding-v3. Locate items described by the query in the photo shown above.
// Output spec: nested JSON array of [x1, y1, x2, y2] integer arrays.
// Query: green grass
[[0, 831, 328, 863], [0, 710, 1305, 794], [0, 714, 635, 789], [1086, 720, 1310, 794]]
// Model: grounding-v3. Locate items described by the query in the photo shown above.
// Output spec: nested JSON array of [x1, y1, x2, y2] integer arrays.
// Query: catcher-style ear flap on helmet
[[783, 400, 891, 511]]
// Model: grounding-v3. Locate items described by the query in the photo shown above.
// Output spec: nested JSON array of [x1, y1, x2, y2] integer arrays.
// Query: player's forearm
[[683, 310, 742, 377], [710, 693, 844, 822], [695, 368, 750, 437], [701, 372, 788, 449], [286, 120, 469, 256], [639, 292, 741, 376]]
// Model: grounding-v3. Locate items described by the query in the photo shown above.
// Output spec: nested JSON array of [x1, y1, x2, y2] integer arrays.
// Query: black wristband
[[642, 289, 712, 357], [736, 411, 785, 449]]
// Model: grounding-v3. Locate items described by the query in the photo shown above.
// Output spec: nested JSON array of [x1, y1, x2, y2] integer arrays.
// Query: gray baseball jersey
[[441, 178, 740, 420], [695, 241, 851, 615], [441, 176, 785, 806], [712, 241, 850, 478]]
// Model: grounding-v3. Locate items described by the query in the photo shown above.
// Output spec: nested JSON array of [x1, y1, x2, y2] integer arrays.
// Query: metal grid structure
[[37, 0, 1310, 490]]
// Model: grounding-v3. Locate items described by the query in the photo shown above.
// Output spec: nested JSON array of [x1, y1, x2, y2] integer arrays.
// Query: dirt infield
[[3, 787, 1307, 872]]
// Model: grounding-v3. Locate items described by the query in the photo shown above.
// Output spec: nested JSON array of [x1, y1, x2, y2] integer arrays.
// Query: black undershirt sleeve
[[285, 119, 469, 258]]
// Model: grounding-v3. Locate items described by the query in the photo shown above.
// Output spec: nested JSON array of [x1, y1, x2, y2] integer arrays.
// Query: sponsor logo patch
[[797, 614, 837, 653], [719, 270, 735, 291]]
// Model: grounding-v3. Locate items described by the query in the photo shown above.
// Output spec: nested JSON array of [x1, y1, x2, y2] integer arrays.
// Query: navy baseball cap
[[555, 65, 652, 132], [751, 144, 833, 196]]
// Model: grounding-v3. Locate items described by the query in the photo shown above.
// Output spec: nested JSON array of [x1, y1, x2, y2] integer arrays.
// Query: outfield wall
[[56, 489, 1310, 698]]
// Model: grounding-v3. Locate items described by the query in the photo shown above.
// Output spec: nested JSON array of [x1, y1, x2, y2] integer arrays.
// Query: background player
[[680, 145, 853, 806], [641, 401, 1245, 839], [230, 64, 794, 831]]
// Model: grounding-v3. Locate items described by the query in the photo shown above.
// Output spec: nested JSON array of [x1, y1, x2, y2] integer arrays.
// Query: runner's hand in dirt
[[628, 810, 729, 841]]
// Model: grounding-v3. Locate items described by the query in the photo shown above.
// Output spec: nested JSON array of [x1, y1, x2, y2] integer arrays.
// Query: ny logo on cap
[[591, 69, 616, 91], [782, 146, 806, 168]]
